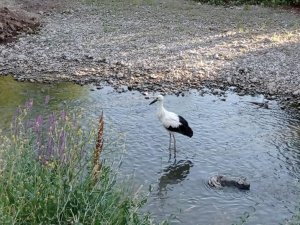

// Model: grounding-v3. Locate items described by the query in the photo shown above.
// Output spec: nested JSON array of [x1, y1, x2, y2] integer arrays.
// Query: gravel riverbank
[[0, 0, 299, 107]]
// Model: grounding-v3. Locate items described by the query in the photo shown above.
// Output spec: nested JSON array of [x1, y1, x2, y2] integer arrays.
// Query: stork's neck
[[157, 101, 166, 118]]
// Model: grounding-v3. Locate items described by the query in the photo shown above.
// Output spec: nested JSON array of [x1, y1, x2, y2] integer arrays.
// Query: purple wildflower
[[33, 115, 43, 151], [25, 99, 33, 110], [44, 95, 50, 105], [48, 112, 56, 132], [33, 115, 43, 132], [46, 136, 54, 158], [58, 130, 67, 162], [25, 120, 34, 134], [61, 110, 67, 121]]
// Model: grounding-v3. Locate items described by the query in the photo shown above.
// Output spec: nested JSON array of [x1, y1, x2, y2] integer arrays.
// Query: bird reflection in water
[[158, 160, 193, 196]]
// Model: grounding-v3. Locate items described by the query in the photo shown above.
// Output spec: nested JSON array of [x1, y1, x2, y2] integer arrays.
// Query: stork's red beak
[[149, 99, 158, 105]]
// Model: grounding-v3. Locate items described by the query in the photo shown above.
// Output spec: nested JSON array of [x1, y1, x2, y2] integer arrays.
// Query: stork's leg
[[173, 134, 176, 159], [172, 134, 176, 149], [168, 133, 172, 161], [168, 133, 172, 149]]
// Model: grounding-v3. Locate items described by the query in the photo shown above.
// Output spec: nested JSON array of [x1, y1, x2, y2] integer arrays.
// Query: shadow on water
[[158, 160, 193, 196], [1, 76, 300, 225]]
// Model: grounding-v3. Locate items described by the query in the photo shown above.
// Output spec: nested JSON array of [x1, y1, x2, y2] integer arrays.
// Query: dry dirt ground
[[0, 0, 300, 108]]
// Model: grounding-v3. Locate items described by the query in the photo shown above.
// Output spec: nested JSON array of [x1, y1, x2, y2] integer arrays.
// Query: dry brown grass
[[92, 112, 104, 182]]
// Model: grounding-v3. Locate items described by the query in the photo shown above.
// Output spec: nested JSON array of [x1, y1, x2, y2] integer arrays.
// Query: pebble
[[267, 82, 277, 94], [227, 77, 232, 84], [212, 89, 222, 95], [293, 89, 300, 96], [250, 77, 258, 83], [149, 74, 158, 79]]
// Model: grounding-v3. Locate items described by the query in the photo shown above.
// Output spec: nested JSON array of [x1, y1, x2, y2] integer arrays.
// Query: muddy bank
[[0, 0, 78, 43], [0, 6, 40, 43], [0, 0, 299, 109]]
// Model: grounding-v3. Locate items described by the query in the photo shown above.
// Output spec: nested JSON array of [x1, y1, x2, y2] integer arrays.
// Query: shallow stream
[[0, 76, 299, 225]]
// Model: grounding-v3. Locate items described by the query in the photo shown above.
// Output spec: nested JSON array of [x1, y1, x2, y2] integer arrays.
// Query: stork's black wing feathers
[[178, 116, 189, 127], [167, 115, 193, 138]]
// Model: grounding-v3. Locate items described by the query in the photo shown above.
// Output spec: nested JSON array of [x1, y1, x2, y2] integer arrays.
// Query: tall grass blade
[[92, 112, 104, 182]]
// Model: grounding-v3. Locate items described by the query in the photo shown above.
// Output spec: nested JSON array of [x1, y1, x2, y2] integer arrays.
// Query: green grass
[[0, 99, 166, 225]]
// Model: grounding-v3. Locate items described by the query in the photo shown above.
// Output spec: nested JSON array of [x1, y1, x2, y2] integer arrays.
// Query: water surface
[[1, 76, 300, 225]]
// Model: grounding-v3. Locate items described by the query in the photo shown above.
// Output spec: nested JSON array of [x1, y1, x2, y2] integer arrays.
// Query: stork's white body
[[156, 102, 181, 132]]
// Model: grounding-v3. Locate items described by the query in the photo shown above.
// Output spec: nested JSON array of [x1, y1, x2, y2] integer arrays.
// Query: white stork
[[149, 95, 193, 153]]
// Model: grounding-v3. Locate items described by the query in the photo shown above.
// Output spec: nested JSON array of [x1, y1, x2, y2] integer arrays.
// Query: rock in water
[[208, 175, 250, 190]]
